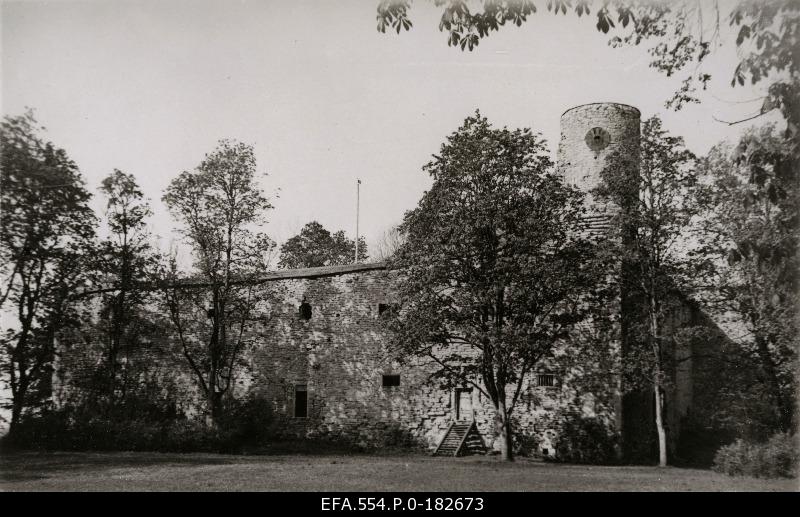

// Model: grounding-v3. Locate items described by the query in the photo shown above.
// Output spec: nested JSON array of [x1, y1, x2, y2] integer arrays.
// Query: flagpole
[[355, 179, 360, 264]]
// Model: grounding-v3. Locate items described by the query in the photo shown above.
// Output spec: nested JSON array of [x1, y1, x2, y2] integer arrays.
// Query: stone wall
[[238, 264, 445, 447], [207, 264, 621, 454], [55, 263, 624, 456]]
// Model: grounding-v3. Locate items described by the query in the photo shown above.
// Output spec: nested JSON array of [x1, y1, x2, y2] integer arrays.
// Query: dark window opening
[[382, 374, 400, 387], [378, 303, 397, 316], [294, 384, 308, 417], [537, 374, 555, 387], [299, 301, 312, 320]]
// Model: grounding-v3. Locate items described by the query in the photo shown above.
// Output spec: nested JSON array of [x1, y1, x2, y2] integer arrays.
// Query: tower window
[[299, 301, 312, 320], [294, 384, 308, 417], [537, 374, 555, 388], [382, 374, 400, 387]]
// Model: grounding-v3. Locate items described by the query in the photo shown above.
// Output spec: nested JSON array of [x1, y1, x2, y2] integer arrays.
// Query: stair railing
[[453, 420, 475, 457], [433, 421, 455, 456]]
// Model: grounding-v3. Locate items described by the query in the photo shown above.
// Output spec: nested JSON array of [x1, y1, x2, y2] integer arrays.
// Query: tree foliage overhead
[[0, 110, 97, 433], [162, 139, 276, 425], [278, 220, 368, 269], [377, 1, 799, 131], [387, 111, 608, 461]]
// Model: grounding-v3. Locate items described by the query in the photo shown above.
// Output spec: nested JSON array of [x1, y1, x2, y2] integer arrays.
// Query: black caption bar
[[321, 496, 485, 511]]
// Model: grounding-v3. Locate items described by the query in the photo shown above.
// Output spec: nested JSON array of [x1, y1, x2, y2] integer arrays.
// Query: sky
[[1, 0, 781, 264]]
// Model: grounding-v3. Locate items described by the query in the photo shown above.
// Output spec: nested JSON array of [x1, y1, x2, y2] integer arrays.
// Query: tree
[[92, 170, 160, 406], [594, 116, 697, 466], [162, 139, 276, 425], [373, 225, 407, 262], [692, 124, 798, 433], [278, 220, 367, 269], [387, 112, 604, 461], [0, 110, 97, 434], [377, 1, 799, 135]]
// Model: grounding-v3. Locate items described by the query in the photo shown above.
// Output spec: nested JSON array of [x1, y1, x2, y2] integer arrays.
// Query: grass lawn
[[1, 451, 797, 491]]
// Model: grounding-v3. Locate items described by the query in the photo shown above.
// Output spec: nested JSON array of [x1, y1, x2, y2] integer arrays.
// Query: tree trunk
[[9, 397, 24, 437], [649, 290, 668, 467], [207, 290, 221, 427], [9, 318, 32, 438], [496, 398, 514, 462], [208, 391, 222, 427], [109, 290, 125, 403], [754, 334, 793, 432], [654, 381, 667, 467]]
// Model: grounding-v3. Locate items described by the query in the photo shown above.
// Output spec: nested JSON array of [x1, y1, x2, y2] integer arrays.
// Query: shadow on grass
[[0, 439, 427, 484], [0, 450, 241, 481]]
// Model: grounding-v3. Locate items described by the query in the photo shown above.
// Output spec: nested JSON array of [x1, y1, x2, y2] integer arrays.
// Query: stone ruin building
[[54, 102, 734, 463]]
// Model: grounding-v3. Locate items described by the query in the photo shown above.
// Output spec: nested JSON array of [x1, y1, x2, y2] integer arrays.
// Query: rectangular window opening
[[382, 374, 400, 387], [378, 303, 397, 316], [537, 374, 555, 388], [294, 384, 308, 418]]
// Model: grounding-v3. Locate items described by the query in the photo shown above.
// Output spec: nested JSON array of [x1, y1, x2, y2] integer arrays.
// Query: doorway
[[455, 388, 473, 421]]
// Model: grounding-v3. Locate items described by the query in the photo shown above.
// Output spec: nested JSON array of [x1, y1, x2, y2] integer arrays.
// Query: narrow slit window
[[382, 374, 400, 387], [294, 384, 308, 417]]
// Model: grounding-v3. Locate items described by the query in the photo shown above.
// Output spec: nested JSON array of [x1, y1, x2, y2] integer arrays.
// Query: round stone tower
[[557, 103, 641, 227]]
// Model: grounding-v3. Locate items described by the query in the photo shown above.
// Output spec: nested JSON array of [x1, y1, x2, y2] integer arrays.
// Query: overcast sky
[[1, 0, 780, 263]]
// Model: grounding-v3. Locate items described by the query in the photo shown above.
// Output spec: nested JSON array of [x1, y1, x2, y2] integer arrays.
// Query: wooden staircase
[[433, 421, 486, 457]]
